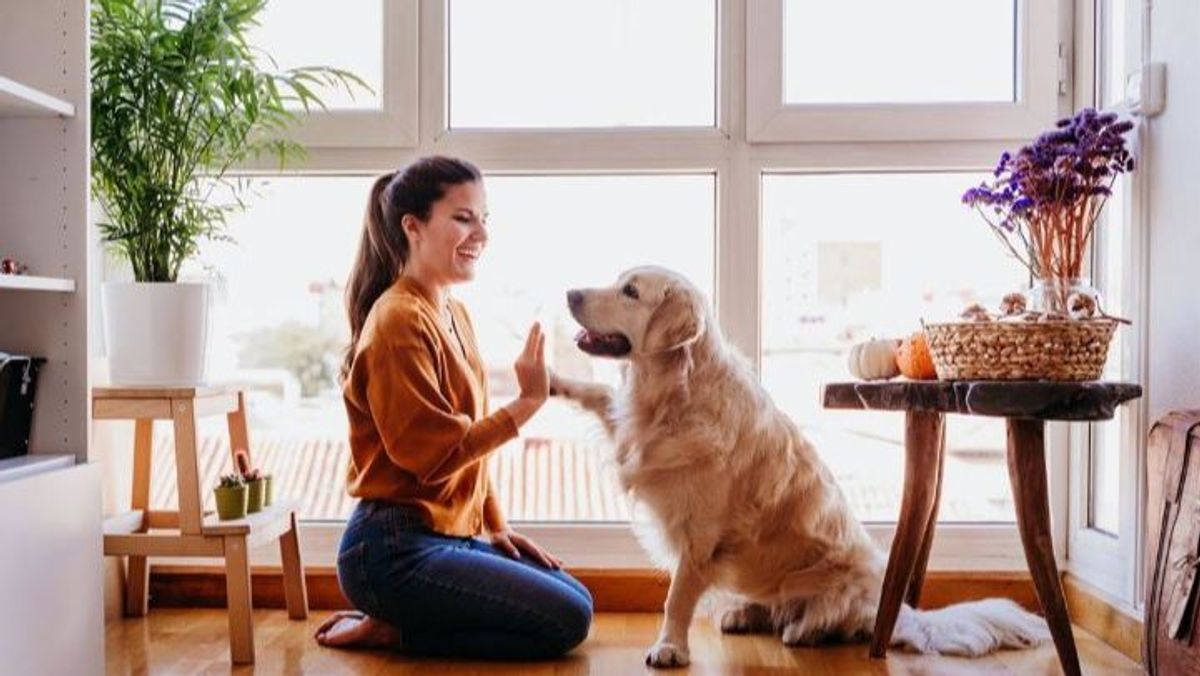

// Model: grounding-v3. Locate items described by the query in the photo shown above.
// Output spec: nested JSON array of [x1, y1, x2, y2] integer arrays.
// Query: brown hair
[[341, 156, 482, 381]]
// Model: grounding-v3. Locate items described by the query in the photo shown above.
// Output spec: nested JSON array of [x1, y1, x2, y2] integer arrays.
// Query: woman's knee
[[546, 583, 593, 654], [557, 570, 594, 608]]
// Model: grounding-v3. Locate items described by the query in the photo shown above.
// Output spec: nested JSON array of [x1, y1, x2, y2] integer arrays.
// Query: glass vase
[[1029, 276, 1101, 316]]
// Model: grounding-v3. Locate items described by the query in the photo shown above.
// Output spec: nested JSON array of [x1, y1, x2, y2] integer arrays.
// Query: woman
[[314, 156, 593, 659]]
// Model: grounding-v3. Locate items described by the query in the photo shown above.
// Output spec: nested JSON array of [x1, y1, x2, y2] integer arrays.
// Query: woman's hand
[[505, 323, 548, 427], [514, 322, 548, 401], [491, 529, 563, 570]]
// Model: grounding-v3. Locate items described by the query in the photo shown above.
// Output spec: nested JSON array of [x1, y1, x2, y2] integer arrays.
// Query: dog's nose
[[567, 290, 583, 311]]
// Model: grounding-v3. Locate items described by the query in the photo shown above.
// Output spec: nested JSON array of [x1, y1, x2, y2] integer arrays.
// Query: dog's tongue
[[574, 329, 632, 357]]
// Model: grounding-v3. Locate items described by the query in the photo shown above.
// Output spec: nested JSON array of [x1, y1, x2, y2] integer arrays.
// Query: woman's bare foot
[[313, 610, 404, 649]]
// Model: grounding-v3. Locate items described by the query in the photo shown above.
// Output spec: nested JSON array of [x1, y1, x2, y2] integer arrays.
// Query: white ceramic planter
[[102, 281, 210, 385]]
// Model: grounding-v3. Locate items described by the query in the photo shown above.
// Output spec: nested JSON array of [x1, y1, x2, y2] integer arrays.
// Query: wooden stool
[[96, 385, 309, 664], [823, 380, 1142, 676]]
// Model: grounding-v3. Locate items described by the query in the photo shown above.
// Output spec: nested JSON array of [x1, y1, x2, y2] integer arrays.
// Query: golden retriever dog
[[551, 266, 1049, 668]]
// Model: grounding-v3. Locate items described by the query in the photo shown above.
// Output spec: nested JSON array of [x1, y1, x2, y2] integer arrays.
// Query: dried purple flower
[[961, 108, 1136, 280]]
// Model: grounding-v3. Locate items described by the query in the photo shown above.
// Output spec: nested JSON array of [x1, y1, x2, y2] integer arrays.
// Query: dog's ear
[[643, 285, 704, 354]]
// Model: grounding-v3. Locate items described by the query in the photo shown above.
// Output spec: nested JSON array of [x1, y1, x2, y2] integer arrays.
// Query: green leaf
[[90, 0, 369, 282]]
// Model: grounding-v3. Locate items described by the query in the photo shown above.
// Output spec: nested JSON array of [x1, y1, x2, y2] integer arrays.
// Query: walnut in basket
[[959, 303, 992, 322], [999, 292, 1027, 316], [1067, 291, 1098, 320]]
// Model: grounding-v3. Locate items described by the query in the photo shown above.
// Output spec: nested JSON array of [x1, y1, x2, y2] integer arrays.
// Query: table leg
[[870, 410, 945, 658], [1006, 419, 1081, 676], [905, 419, 945, 608]]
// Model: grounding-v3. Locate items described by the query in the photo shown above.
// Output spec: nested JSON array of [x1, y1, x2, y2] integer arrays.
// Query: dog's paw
[[644, 640, 690, 668], [719, 604, 770, 634], [780, 621, 821, 647], [548, 370, 567, 397]]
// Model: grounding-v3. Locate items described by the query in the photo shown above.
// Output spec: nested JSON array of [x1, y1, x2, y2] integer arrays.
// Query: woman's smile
[[456, 244, 482, 262]]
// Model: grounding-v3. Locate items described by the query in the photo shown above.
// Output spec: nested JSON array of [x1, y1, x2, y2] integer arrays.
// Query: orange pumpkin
[[896, 332, 938, 380]]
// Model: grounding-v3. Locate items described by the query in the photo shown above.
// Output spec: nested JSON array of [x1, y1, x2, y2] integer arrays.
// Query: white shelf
[[0, 454, 75, 484], [0, 275, 75, 292], [0, 76, 75, 118]]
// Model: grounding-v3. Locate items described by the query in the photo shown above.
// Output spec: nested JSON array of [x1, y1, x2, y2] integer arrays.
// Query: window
[[784, 0, 1017, 105], [161, 176, 369, 522], [249, 1, 384, 111], [245, 0, 417, 147], [448, 0, 717, 128], [761, 173, 1022, 523], [156, 174, 715, 525], [1089, 172, 1128, 535], [748, 0, 1061, 141], [455, 174, 716, 521], [1101, 0, 1129, 108], [116, 0, 1075, 570], [1066, 0, 1147, 607]]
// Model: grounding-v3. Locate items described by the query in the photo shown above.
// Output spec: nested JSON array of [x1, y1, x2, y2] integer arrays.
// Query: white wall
[[1147, 0, 1200, 421]]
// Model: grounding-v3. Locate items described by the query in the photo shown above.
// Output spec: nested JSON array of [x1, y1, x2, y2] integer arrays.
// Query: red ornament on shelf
[[0, 258, 28, 275]]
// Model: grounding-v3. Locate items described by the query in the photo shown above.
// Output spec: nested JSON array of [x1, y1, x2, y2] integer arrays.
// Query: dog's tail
[[890, 598, 1051, 656]]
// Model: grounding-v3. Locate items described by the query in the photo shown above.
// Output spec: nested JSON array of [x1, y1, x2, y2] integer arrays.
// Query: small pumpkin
[[847, 339, 900, 381], [896, 332, 938, 380]]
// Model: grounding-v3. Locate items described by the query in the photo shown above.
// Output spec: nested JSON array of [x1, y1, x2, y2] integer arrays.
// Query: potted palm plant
[[91, 0, 366, 384]]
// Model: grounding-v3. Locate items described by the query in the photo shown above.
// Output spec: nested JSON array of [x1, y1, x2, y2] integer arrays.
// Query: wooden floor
[[106, 609, 1142, 675]]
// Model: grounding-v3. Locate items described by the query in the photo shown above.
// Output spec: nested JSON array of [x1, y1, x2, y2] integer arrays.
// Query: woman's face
[[404, 180, 489, 286]]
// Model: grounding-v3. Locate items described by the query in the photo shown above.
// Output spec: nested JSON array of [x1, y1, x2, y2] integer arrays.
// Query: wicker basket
[[923, 319, 1117, 381]]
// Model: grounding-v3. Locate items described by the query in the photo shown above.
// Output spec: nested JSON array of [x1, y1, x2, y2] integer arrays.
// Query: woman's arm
[[360, 326, 517, 485], [359, 318, 548, 486], [483, 324, 547, 527], [483, 477, 508, 533]]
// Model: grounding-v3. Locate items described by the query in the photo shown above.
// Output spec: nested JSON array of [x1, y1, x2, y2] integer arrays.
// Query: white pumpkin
[[847, 339, 901, 381]]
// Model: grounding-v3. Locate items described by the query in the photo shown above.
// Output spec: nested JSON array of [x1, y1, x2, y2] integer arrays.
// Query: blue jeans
[[336, 500, 594, 660]]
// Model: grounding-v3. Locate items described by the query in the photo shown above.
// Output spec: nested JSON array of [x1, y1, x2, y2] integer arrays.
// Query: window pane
[[1101, 0, 1129, 108], [1089, 172, 1129, 535], [784, 0, 1017, 104], [449, 0, 716, 128], [154, 174, 714, 523], [157, 177, 368, 521], [762, 173, 1025, 523], [1089, 423, 1121, 534], [459, 174, 716, 521], [248, 0, 383, 110]]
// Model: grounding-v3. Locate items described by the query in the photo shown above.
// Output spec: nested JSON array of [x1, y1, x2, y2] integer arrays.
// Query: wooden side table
[[95, 385, 309, 664], [823, 380, 1141, 676]]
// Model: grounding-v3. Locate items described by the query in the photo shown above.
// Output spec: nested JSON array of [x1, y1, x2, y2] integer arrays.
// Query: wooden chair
[[97, 385, 308, 664]]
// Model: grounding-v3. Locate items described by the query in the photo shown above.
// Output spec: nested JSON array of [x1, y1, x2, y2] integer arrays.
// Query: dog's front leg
[[549, 372, 618, 436], [646, 557, 708, 668]]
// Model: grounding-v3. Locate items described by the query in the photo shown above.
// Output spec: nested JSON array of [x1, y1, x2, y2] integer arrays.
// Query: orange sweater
[[343, 276, 518, 536]]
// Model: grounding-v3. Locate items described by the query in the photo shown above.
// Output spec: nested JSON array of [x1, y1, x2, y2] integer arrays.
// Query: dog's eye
[[622, 284, 639, 300]]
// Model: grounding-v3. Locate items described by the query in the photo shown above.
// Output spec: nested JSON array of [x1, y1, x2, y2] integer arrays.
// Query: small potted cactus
[[214, 473, 248, 520], [235, 450, 270, 513]]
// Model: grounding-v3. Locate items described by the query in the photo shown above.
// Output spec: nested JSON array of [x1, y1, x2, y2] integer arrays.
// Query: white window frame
[[285, 0, 418, 148], [239, 520, 1028, 571], [1065, 0, 1151, 610], [746, 0, 1063, 143], [222, 0, 1077, 571]]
